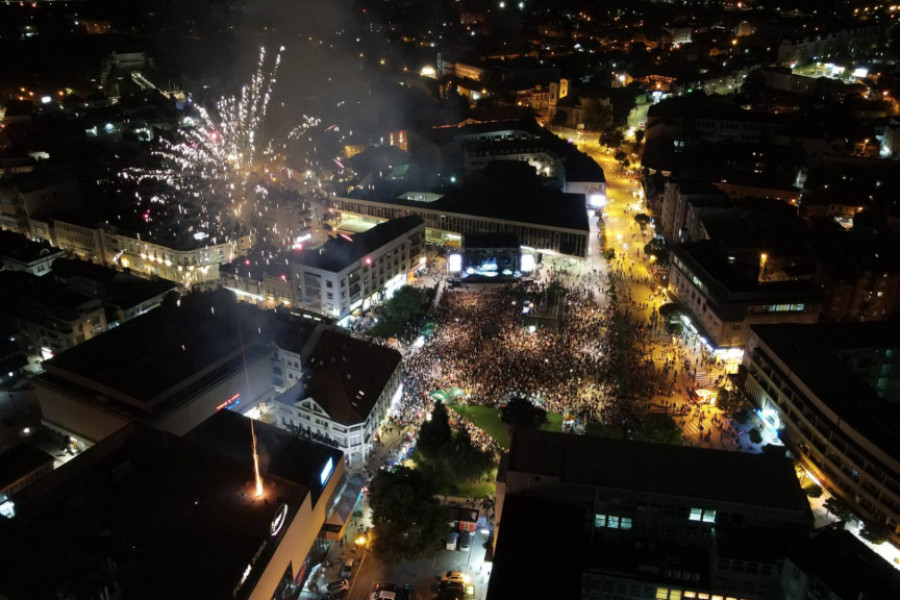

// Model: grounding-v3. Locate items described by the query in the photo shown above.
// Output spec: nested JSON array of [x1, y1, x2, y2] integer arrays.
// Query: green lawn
[[450, 404, 564, 450]]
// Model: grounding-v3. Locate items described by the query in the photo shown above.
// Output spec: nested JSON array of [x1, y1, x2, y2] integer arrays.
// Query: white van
[[445, 532, 459, 550]]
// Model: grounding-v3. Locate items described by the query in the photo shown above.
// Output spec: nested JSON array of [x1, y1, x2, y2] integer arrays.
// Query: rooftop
[[0, 424, 308, 600], [0, 229, 63, 265], [277, 326, 402, 427], [786, 527, 900, 600], [507, 429, 809, 513], [186, 410, 342, 506], [0, 444, 54, 491], [39, 292, 313, 414], [751, 322, 900, 462], [292, 215, 424, 272]]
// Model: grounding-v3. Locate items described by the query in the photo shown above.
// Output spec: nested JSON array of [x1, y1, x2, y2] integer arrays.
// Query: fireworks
[[122, 46, 320, 247]]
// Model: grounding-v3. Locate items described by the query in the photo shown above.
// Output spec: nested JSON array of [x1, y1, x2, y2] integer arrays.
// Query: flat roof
[[751, 322, 900, 461], [0, 229, 62, 264], [186, 410, 343, 506], [787, 528, 900, 600], [39, 292, 311, 412], [0, 444, 54, 491], [0, 424, 309, 600], [292, 215, 424, 272], [508, 429, 809, 513]]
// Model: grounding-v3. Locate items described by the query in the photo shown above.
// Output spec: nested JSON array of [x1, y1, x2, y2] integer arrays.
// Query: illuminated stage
[[447, 232, 536, 282]]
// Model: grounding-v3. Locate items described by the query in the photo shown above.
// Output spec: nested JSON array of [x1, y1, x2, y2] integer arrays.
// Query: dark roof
[[675, 241, 821, 302], [292, 215, 424, 272], [281, 327, 402, 426], [463, 232, 519, 249], [39, 292, 310, 415], [185, 410, 342, 505], [0, 270, 100, 325], [750, 322, 900, 461], [507, 429, 810, 512], [787, 528, 900, 600], [0, 425, 308, 600], [0, 444, 54, 491], [0, 230, 62, 264], [51, 257, 178, 310], [486, 494, 586, 600]]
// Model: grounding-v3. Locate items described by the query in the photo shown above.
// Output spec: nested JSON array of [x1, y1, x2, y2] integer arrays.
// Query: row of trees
[[368, 402, 496, 563]]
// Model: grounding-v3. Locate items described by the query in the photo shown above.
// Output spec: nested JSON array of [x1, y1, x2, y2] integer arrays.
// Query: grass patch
[[585, 422, 626, 439], [452, 479, 496, 499], [368, 319, 404, 339], [450, 404, 511, 448], [542, 412, 563, 433], [450, 404, 565, 449]]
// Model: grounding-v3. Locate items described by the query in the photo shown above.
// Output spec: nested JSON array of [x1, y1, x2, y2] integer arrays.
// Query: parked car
[[340, 559, 355, 579], [458, 531, 472, 551], [440, 571, 468, 584], [369, 591, 396, 600], [326, 579, 349, 595], [445, 532, 459, 550]]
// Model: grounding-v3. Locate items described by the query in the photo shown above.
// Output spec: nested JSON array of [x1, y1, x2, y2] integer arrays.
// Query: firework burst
[[122, 46, 320, 246]]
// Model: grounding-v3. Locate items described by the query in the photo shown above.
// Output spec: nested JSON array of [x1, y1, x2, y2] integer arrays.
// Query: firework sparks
[[122, 46, 320, 247]]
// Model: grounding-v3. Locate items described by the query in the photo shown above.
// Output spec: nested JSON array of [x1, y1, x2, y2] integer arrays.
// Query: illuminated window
[[594, 514, 607, 528], [684, 593, 696, 599], [712, 596, 723, 600], [698, 595, 710, 600], [671, 592, 682, 600], [657, 589, 670, 600], [608, 515, 620, 529], [689, 508, 716, 523], [621, 516, 632, 529]]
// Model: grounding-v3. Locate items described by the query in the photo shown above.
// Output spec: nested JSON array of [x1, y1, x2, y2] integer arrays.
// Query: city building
[[776, 26, 880, 67], [490, 429, 813, 600], [779, 527, 900, 600], [0, 270, 108, 358], [0, 176, 81, 236], [32, 292, 312, 444], [669, 241, 821, 350], [49, 257, 178, 326], [0, 414, 345, 600], [659, 180, 731, 243], [287, 215, 426, 323], [0, 228, 64, 275], [274, 327, 402, 466], [741, 322, 900, 546]]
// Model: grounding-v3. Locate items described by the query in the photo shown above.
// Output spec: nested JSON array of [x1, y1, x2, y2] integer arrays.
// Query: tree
[[450, 427, 495, 481], [715, 387, 744, 414], [860, 520, 891, 545], [658, 303, 682, 323], [748, 428, 763, 445], [551, 110, 567, 126], [633, 413, 683, 445], [582, 101, 613, 132], [634, 214, 651, 229], [600, 128, 625, 148], [805, 484, 824, 498], [634, 129, 645, 145], [614, 150, 627, 162], [368, 467, 449, 562], [383, 285, 426, 324], [501, 397, 548, 429], [417, 401, 452, 460], [823, 496, 852, 522]]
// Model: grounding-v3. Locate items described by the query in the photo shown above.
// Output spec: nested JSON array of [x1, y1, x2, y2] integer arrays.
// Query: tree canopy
[[633, 413, 683, 445], [500, 397, 548, 429], [416, 401, 495, 485], [383, 285, 427, 324], [368, 467, 449, 563]]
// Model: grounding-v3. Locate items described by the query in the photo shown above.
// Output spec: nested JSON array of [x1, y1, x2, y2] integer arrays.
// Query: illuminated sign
[[520, 254, 536, 273], [320, 456, 334, 486], [270, 503, 289, 537], [216, 393, 240, 411]]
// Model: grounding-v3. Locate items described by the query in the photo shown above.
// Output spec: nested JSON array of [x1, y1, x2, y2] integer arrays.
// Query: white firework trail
[[121, 46, 320, 246]]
